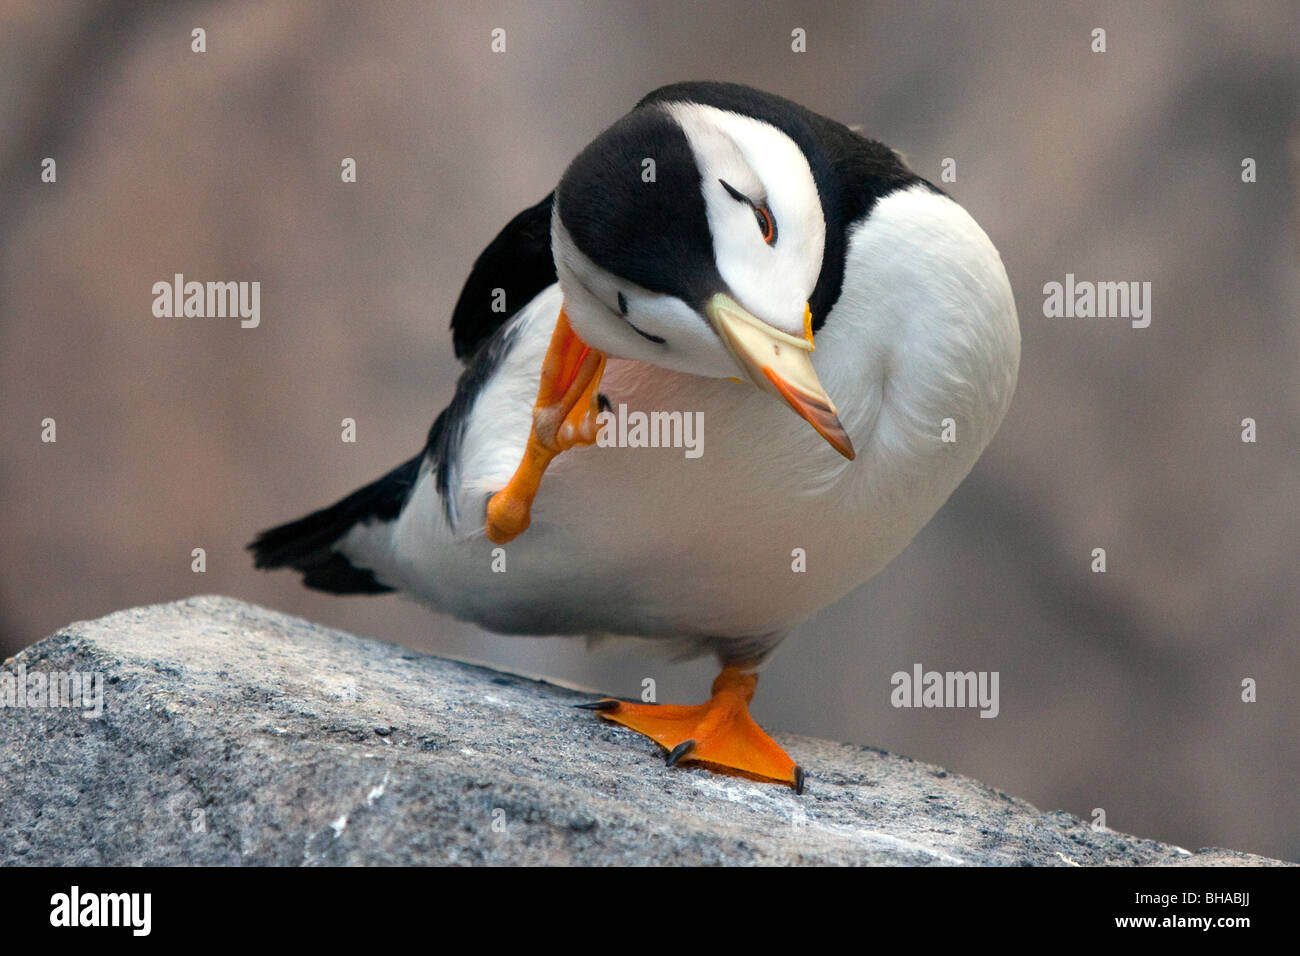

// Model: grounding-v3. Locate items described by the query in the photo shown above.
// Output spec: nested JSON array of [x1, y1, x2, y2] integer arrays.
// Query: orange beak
[[705, 293, 855, 460]]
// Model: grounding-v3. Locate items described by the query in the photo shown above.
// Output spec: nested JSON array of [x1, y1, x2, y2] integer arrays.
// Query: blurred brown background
[[2, 0, 1297, 860]]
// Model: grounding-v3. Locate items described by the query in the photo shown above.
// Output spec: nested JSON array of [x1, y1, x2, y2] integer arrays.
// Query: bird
[[249, 81, 1020, 793]]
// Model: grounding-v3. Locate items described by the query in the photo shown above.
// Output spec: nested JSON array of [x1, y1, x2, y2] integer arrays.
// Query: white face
[[554, 103, 826, 380]]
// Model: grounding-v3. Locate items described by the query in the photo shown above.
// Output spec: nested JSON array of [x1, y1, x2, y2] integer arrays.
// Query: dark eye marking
[[719, 179, 777, 246], [615, 290, 666, 344], [627, 322, 666, 344], [719, 179, 750, 205]]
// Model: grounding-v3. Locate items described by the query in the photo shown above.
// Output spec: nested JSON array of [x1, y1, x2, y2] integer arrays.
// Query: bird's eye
[[720, 179, 777, 246]]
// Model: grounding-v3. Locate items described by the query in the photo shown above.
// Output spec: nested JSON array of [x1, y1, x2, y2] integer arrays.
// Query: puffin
[[250, 82, 1020, 792]]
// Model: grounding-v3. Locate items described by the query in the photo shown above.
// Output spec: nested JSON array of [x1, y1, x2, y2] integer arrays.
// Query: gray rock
[[0, 596, 1286, 866]]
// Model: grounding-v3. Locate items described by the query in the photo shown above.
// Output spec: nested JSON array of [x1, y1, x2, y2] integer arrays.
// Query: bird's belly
[[436, 361, 965, 643]]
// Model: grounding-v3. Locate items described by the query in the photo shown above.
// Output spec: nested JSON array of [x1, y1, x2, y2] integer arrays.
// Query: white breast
[[373, 184, 1020, 663]]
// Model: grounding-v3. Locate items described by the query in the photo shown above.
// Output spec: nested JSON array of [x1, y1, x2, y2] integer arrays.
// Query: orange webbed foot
[[580, 667, 804, 793], [485, 308, 606, 544]]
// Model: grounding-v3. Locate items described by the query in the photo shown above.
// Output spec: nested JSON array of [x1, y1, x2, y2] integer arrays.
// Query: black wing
[[247, 454, 422, 593], [449, 192, 557, 362]]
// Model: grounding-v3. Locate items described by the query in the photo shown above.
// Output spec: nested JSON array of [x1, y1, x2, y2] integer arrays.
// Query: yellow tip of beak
[[705, 293, 854, 460], [761, 367, 856, 460]]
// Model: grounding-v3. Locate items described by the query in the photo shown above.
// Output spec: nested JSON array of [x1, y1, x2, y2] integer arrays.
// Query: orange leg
[[486, 308, 606, 544], [581, 667, 804, 793]]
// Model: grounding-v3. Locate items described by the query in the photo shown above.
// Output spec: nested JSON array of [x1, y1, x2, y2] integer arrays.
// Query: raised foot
[[581, 667, 804, 793], [485, 308, 606, 545]]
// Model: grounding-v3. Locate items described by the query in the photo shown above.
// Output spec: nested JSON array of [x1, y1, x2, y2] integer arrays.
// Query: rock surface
[[0, 596, 1285, 866]]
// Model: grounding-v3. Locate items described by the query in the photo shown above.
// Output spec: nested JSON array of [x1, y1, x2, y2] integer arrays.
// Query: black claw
[[794, 766, 806, 795], [665, 740, 695, 767], [575, 699, 620, 712], [597, 393, 612, 414]]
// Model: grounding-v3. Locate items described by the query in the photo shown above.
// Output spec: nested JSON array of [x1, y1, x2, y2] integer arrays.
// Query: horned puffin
[[250, 82, 1021, 792]]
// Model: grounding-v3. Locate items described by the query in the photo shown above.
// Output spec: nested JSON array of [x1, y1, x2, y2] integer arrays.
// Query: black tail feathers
[[248, 454, 422, 594]]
